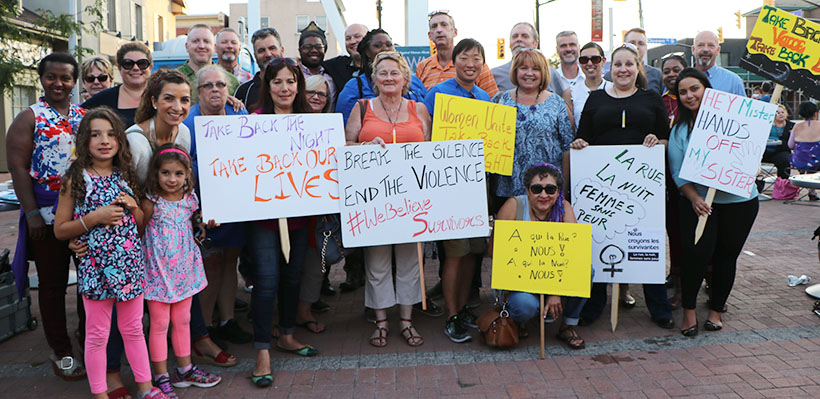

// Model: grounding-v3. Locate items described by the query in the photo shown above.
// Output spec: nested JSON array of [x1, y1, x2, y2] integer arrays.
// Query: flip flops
[[296, 320, 326, 334], [275, 344, 319, 357]]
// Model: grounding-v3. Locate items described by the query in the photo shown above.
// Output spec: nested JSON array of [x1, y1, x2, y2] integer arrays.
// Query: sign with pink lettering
[[678, 88, 777, 198], [193, 114, 344, 223], [337, 140, 489, 247]]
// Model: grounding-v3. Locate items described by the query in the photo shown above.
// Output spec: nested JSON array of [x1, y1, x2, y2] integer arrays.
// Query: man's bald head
[[345, 24, 368, 56], [693, 31, 721, 71]]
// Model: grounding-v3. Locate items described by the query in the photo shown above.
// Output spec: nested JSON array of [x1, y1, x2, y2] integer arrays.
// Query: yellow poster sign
[[747, 5, 820, 75], [431, 94, 516, 176], [492, 220, 592, 297]]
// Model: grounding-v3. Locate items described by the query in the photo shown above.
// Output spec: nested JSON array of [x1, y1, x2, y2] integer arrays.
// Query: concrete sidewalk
[[1, 194, 819, 398]]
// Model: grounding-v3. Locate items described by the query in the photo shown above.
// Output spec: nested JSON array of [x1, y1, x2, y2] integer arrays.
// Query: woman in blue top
[[336, 28, 427, 125], [667, 68, 759, 337]]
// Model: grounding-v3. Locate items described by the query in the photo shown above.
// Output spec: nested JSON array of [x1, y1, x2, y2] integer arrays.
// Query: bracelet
[[79, 216, 89, 232], [25, 209, 40, 220]]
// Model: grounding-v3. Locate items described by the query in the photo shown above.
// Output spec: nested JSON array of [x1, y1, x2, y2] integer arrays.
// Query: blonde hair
[[510, 49, 551, 91], [81, 56, 114, 81], [370, 52, 411, 96]]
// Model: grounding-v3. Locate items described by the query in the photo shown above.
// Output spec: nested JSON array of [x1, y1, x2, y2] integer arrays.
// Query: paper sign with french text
[[678, 88, 777, 198], [193, 113, 344, 223], [337, 140, 489, 247], [491, 220, 592, 297], [571, 145, 666, 284], [431, 93, 516, 175]]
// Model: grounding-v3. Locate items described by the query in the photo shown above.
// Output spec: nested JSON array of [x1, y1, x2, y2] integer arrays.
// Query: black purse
[[315, 214, 346, 273]]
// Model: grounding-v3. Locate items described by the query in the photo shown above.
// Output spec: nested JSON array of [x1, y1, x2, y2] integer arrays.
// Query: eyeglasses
[[306, 90, 327, 98], [199, 81, 227, 90], [529, 184, 559, 195], [427, 9, 450, 19], [579, 55, 603, 65], [84, 74, 109, 83], [269, 57, 298, 67], [120, 58, 151, 71], [300, 44, 325, 52]]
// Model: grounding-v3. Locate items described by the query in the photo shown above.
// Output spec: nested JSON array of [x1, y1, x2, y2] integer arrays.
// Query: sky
[[187, 0, 759, 67]]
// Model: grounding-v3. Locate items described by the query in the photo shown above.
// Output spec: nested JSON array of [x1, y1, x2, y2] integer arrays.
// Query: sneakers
[[172, 365, 222, 388], [444, 315, 472, 343], [214, 319, 253, 344], [153, 374, 178, 399], [458, 307, 478, 329], [140, 387, 169, 399]]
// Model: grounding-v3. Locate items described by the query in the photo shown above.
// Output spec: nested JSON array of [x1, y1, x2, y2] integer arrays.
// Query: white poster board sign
[[338, 140, 489, 247], [193, 113, 344, 223], [678, 88, 777, 198], [571, 145, 666, 284]]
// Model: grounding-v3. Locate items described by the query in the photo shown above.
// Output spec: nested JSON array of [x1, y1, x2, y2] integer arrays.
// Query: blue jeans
[[247, 224, 307, 350], [505, 292, 588, 326]]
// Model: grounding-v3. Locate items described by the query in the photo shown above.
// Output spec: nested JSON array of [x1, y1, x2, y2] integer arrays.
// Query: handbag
[[314, 214, 346, 273], [476, 297, 519, 348], [772, 177, 800, 200]]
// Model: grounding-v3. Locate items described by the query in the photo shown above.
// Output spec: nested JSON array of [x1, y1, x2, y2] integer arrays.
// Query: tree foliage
[[0, 0, 105, 93]]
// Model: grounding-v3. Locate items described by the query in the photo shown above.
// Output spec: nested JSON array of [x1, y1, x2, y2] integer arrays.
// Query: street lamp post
[[534, 0, 558, 49]]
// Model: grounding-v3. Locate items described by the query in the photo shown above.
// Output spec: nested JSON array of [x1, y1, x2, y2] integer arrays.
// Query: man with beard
[[491, 22, 565, 94], [298, 28, 336, 100], [234, 27, 284, 107], [553, 31, 585, 89], [178, 24, 240, 103], [216, 28, 252, 83], [324, 23, 368, 104], [692, 30, 745, 96]]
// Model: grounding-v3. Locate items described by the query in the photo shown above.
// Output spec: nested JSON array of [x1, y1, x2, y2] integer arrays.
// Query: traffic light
[[497, 38, 505, 59], [735, 10, 742, 28], [717, 27, 723, 43]]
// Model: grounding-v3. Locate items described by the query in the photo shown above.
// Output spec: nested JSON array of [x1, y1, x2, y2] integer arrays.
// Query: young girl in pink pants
[[140, 144, 220, 398], [55, 108, 167, 399]]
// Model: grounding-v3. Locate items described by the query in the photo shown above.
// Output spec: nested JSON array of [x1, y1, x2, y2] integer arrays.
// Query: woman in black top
[[570, 43, 675, 329]]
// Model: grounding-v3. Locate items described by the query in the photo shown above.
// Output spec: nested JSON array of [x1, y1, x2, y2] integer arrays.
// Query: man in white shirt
[[553, 31, 585, 90]]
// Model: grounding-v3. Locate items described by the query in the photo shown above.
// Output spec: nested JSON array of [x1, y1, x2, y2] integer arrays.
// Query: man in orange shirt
[[415, 10, 499, 97]]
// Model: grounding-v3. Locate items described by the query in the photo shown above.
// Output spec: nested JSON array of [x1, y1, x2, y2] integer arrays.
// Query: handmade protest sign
[[193, 113, 344, 223], [740, 5, 820, 99], [338, 140, 489, 247], [571, 145, 666, 284], [431, 93, 516, 175], [491, 220, 592, 298], [678, 88, 777, 198]]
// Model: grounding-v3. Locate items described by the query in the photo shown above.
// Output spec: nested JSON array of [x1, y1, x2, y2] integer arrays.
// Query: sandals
[[275, 344, 319, 357], [250, 373, 273, 388], [192, 345, 238, 367], [621, 291, 636, 308], [49, 354, 86, 381], [400, 318, 424, 347], [296, 319, 326, 334], [369, 319, 389, 347], [556, 325, 585, 350], [107, 386, 131, 399]]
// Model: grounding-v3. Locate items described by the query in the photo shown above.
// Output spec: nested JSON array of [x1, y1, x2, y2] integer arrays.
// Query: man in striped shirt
[[415, 10, 499, 98]]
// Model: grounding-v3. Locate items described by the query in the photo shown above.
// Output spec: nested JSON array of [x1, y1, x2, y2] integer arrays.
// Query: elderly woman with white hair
[[305, 75, 333, 113], [181, 64, 252, 345]]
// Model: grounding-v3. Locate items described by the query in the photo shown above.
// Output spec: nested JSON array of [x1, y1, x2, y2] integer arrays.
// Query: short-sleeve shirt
[[423, 78, 490, 116], [415, 55, 499, 98], [576, 89, 670, 146]]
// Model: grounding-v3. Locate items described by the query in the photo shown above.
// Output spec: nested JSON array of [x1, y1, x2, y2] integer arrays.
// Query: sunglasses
[[84, 74, 109, 83], [300, 44, 325, 52], [579, 55, 603, 65], [120, 58, 151, 71], [619, 42, 638, 52], [269, 57, 298, 67], [428, 9, 450, 19], [374, 51, 403, 61], [306, 90, 327, 98], [198, 81, 227, 90], [529, 184, 559, 195]]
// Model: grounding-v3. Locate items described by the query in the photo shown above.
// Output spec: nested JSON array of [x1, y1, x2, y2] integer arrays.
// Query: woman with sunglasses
[[345, 51, 431, 349], [246, 57, 318, 388], [493, 48, 573, 203], [82, 42, 153, 128], [571, 43, 675, 330], [490, 163, 590, 349], [562, 42, 607, 130], [336, 28, 427, 126], [80, 56, 114, 102]]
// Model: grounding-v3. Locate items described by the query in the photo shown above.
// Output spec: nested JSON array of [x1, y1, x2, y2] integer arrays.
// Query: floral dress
[[75, 169, 145, 302], [143, 193, 207, 303]]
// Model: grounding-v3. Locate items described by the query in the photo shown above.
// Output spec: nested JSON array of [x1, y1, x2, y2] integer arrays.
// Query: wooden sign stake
[[610, 283, 619, 332], [417, 242, 427, 310], [540, 294, 546, 359], [693, 188, 716, 245], [279, 218, 290, 263]]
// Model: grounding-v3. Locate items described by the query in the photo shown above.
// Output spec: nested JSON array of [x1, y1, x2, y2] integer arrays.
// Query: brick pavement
[[1, 186, 819, 398]]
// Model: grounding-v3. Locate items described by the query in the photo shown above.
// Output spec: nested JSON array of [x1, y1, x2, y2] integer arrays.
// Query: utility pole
[[534, 0, 558, 49], [638, 0, 644, 29], [376, 0, 383, 29]]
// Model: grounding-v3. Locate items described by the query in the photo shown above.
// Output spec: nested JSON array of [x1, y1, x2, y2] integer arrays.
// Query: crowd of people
[[6, 11, 819, 399]]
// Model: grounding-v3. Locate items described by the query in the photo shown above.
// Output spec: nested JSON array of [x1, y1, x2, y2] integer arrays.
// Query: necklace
[[379, 97, 403, 144], [530, 207, 548, 221], [514, 88, 540, 122]]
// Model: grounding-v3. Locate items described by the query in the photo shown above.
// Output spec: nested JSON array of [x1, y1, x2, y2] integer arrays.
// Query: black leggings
[[678, 197, 758, 312]]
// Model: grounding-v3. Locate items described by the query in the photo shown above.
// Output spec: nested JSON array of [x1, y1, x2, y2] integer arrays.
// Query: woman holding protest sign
[[668, 68, 759, 336], [246, 57, 317, 387], [490, 163, 589, 349], [345, 51, 431, 348], [571, 43, 675, 330]]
